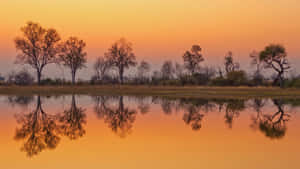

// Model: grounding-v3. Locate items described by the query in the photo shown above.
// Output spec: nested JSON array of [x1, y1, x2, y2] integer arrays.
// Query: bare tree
[[105, 38, 137, 84], [182, 45, 204, 75], [137, 60, 151, 83], [14, 21, 61, 85], [175, 62, 185, 79], [59, 37, 87, 85], [161, 60, 175, 80], [250, 51, 263, 75], [259, 44, 290, 88], [93, 56, 112, 81], [250, 51, 264, 85], [224, 51, 239, 74]]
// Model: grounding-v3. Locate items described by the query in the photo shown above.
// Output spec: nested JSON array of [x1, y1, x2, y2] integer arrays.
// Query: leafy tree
[[224, 51, 239, 73], [59, 37, 87, 85], [14, 21, 61, 85], [259, 44, 290, 88], [105, 38, 137, 84], [182, 45, 204, 75]]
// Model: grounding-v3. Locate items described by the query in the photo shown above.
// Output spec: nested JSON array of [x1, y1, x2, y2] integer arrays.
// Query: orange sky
[[0, 0, 300, 78]]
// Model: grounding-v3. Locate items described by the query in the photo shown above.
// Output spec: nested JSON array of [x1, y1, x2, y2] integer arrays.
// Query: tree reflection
[[94, 96, 137, 138], [182, 103, 204, 130], [160, 99, 174, 115], [7, 95, 34, 108], [224, 100, 245, 129], [252, 99, 290, 139], [179, 99, 213, 131], [14, 96, 60, 157], [136, 96, 150, 114], [58, 95, 86, 140]]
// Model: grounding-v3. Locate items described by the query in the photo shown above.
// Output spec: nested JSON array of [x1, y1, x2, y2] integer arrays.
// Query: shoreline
[[0, 85, 299, 98]]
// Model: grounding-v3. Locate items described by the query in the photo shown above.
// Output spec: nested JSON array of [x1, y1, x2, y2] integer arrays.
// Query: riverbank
[[0, 85, 299, 98]]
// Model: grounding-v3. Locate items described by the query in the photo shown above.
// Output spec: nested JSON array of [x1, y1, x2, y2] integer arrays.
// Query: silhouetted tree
[[59, 37, 87, 85], [224, 51, 239, 74], [183, 45, 204, 75], [175, 62, 185, 79], [14, 21, 61, 85], [259, 44, 290, 88], [58, 95, 86, 140], [249, 51, 264, 85], [161, 61, 175, 80], [93, 56, 113, 82], [137, 60, 151, 83], [105, 38, 137, 84], [14, 96, 60, 157]]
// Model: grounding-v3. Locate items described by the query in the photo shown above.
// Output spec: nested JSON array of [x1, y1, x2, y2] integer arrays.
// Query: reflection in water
[[7, 95, 34, 108], [14, 96, 60, 157], [224, 100, 245, 129], [251, 99, 290, 139], [9, 95, 300, 157], [94, 96, 137, 138], [58, 95, 86, 140], [13, 95, 86, 157]]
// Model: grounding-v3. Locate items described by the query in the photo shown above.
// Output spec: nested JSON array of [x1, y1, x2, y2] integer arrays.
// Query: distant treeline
[[2, 21, 300, 88]]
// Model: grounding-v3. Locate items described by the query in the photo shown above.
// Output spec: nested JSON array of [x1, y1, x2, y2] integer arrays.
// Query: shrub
[[226, 70, 248, 86], [7, 69, 34, 85]]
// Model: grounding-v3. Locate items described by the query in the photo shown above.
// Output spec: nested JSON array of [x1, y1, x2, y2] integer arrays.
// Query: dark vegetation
[[1, 21, 299, 88]]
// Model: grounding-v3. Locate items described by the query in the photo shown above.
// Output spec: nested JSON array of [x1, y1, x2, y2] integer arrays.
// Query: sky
[[0, 0, 299, 79]]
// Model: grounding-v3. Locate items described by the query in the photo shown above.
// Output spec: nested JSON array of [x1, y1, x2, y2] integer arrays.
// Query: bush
[[7, 69, 34, 85], [210, 77, 229, 86], [226, 70, 248, 86], [284, 78, 300, 88]]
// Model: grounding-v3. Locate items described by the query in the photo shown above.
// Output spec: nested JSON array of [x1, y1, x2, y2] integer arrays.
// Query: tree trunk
[[37, 70, 41, 85], [273, 72, 284, 88], [71, 70, 76, 85], [119, 68, 124, 85], [279, 74, 284, 89]]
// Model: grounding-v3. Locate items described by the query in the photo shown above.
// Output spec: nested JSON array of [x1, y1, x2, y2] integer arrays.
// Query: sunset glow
[[0, 0, 299, 78]]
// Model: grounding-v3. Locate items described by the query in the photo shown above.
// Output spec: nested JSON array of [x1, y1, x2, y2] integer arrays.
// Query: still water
[[0, 95, 299, 169]]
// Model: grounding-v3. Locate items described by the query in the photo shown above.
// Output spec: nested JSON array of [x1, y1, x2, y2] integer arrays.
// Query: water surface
[[0, 95, 299, 169]]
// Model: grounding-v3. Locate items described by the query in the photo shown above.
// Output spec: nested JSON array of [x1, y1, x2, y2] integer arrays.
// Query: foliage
[[182, 45, 204, 75], [59, 37, 87, 85], [14, 21, 61, 85], [259, 44, 290, 88], [105, 38, 137, 84]]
